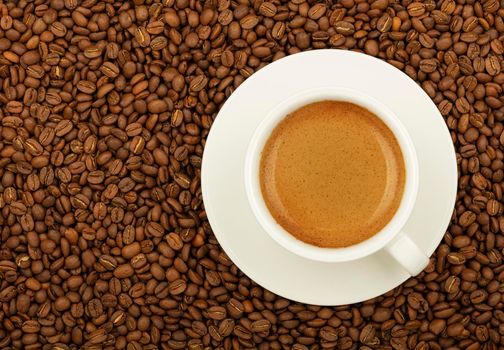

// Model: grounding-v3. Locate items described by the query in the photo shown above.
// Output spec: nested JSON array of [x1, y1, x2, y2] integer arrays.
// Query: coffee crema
[[259, 100, 406, 248]]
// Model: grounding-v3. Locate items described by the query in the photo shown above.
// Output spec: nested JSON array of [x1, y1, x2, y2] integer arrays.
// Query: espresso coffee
[[260, 100, 406, 248]]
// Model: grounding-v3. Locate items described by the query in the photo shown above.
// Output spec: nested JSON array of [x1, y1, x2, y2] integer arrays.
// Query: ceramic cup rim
[[244, 87, 420, 262]]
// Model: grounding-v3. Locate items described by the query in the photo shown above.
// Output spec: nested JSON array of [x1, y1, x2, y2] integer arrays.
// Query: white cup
[[244, 87, 429, 276]]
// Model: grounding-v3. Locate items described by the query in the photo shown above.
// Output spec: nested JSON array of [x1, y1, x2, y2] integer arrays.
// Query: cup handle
[[385, 232, 429, 276]]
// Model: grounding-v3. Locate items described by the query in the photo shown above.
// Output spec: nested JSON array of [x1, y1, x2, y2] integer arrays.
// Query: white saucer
[[202, 50, 457, 305]]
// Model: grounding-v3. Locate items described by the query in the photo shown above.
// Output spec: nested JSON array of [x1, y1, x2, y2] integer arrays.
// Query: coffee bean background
[[0, 0, 503, 349]]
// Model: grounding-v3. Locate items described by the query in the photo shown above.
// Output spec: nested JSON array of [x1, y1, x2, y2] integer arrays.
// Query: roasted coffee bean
[[218, 318, 235, 337]]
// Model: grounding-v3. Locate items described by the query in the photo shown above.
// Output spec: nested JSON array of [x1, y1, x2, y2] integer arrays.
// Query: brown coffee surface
[[260, 101, 406, 248]]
